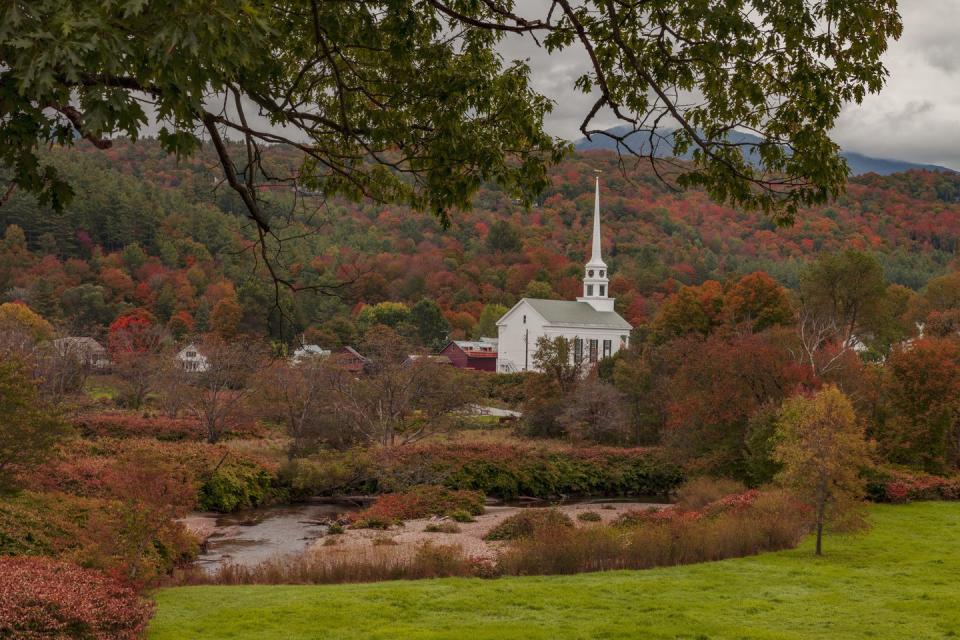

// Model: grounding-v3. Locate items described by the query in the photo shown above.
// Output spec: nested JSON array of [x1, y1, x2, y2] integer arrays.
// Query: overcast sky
[[501, 2, 960, 169]]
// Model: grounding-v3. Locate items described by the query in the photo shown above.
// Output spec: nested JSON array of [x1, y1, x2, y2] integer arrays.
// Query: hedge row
[[284, 443, 684, 501]]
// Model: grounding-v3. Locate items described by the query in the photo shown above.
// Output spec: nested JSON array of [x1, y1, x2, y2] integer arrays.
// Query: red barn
[[439, 340, 498, 372]]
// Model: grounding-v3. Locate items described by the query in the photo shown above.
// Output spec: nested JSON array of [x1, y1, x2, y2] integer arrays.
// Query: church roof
[[522, 299, 632, 330]]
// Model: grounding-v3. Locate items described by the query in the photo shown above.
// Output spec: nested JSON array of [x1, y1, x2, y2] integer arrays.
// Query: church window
[[588, 269, 594, 277], [523, 315, 526, 324], [600, 270, 605, 277], [574, 338, 583, 363], [587, 284, 594, 296], [589, 339, 598, 363], [603, 340, 612, 358], [599, 285, 606, 296]]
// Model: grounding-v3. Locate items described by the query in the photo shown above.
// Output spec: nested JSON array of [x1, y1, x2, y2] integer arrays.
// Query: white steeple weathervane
[[578, 172, 614, 312]]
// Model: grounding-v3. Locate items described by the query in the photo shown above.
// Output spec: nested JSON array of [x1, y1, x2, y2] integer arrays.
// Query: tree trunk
[[815, 486, 827, 556]]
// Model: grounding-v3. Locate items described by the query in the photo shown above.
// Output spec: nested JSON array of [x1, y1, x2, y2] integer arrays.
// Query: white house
[[496, 177, 633, 373], [176, 343, 210, 373], [291, 344, 331, 364]]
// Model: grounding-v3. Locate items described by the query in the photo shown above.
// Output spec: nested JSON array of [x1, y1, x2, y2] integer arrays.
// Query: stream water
[[193, 500, 364, 573]]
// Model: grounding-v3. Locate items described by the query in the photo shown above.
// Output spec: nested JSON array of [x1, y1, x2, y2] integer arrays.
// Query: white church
[[496, 177, 633, 372]]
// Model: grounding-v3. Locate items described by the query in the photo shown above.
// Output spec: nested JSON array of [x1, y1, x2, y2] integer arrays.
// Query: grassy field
[[149, 502, 960, 639]]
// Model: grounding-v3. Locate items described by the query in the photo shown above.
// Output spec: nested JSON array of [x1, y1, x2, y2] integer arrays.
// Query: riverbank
[[315, 500, 666, 561], [180, 499, 665, 571], [149, 502, 960, 639]]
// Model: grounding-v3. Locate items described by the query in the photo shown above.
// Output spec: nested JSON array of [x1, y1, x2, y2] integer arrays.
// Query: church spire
[[577, 173, 614, 312], [588, 176, 606, 266], [587, 176, 606, 268]]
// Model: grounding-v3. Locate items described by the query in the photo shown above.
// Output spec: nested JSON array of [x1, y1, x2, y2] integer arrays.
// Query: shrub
[[349, 485, 484, 528], [424, 522, 461, 533], [674, 477, 748, 511], [577, 511, 602, 522], [0, 491, 197, 584], [448, 509, 475, 523], [0, 556, 153, 639], [326, 523, 344, 535], [483, 508, 573, 541], [372, 536, 398, 546], [197, 461, 274, 512]]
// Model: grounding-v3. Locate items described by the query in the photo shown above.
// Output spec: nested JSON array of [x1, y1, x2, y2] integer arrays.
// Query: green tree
[[1, 0, 901, 285], [410, 299, 450, 349], [474, 303, 508, 339], [774, 386, 871, 555], [357, 302, 411, 332], [486, 220, 522, 253], [0, 357, 70, 493], [523, 280, 557, 300]]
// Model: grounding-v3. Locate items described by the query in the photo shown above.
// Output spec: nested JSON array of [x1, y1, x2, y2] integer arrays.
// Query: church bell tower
[[577, 175, 614, 312]]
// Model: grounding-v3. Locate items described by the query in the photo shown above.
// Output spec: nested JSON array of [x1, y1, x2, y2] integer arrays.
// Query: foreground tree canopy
[[1, 1, 900, 262]]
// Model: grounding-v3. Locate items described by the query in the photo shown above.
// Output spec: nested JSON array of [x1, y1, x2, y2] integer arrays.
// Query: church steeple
[[578, 175, 614, 312]]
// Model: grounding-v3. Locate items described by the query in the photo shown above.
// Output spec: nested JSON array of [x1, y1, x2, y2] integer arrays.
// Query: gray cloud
[[500, 2, 960, 169]]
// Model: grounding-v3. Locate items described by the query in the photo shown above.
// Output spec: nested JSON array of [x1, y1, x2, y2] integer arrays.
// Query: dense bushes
[[866, 468, 960, 503], [24, 437, 281, 514], [0, 491, 97, 557], [72, 412, 265, 442], [0, 490, 198, 584], [285, 443, 684, 501], [349, 485, 485, 529], [0, 556, 153, 639], [197, 461, 275, 512], [497, 490, 811, 576]]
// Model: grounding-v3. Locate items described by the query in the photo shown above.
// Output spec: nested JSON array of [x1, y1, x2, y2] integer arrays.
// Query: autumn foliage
[[0, 556, 153, 639]]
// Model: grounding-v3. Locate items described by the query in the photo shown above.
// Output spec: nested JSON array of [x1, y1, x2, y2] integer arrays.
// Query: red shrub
[[349, 485, 485, 528], [0, 556, 153, 639], [881, 472, 960, 503], [73, 413, 204, 441], [72, 412, 266, 441]]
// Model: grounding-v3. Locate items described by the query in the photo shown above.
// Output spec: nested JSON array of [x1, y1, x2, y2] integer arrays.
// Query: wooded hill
[[2, 139, 959, 345]]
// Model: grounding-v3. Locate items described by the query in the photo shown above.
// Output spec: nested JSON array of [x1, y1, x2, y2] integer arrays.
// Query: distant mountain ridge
[[573, 126, 955, 177]]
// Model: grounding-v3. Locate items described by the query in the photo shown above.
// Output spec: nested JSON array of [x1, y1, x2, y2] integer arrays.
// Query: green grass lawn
[[149, 502, 960, 639]]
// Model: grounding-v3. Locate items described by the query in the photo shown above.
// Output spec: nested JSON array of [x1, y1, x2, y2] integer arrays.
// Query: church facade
[[496, 177, 633, 373]]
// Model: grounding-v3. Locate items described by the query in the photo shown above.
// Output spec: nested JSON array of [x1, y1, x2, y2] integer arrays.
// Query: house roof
[[520, 299, 632, 330], [338, 346, 367, 360], [452, 340, 495, 349], [52, 337, 106, 353]]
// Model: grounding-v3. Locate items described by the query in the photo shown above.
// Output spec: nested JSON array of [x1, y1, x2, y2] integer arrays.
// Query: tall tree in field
[[0, 1, 901, 291], [774, 385, 871, 555]]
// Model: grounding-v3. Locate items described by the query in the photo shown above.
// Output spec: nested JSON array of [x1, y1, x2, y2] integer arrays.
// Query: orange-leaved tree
[[774, 385, 871, 555]]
